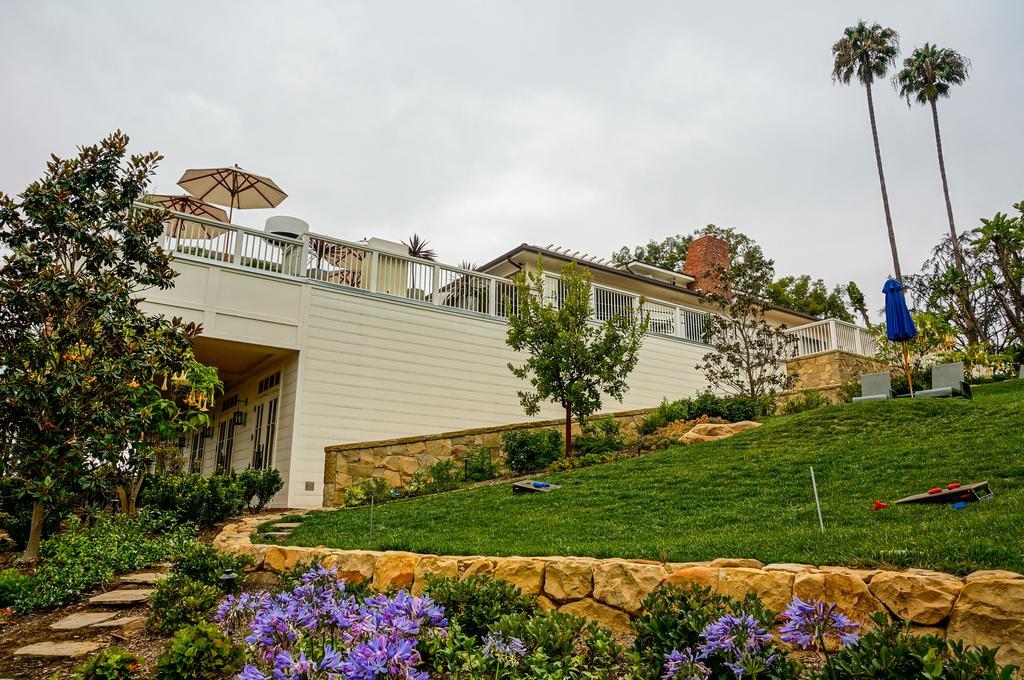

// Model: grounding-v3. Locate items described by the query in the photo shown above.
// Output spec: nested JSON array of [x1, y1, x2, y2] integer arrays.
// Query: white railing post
[[431, 264, 441, 305], [828, 318, 839, 352], [487, 278, 497, 316], [854, 324, 864, 356], [232, 227, 245, 265], [674, 306, 682, 338], [368, 251, 379, 293]]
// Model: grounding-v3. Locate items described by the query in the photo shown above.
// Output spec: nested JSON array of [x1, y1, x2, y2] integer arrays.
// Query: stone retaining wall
[[217, 514, 1024, 667], [322, 408, 651, 506], [786, 349, 888, 392]]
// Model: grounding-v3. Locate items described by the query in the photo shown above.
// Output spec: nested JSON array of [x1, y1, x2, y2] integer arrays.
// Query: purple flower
[[779, 596, 860, 650], [698, 612, 777, 678], [662, 648, 710, 680], [482, 632, 528, 662]]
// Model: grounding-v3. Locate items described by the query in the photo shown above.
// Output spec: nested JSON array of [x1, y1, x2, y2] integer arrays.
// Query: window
[[188, 430, 208, 473], [258, 372, 281, 394]]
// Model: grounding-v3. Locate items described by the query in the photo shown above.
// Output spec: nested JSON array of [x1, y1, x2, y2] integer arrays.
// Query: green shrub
[[573, 417, 625, 455], [238, 468, 284, 511], [631, 582, 781, 680], [502, 429, 563, 474], [818, 613, 1016, 679], [141, 473, 246, 529], [148, 574, 224, 633], [638, 398, 691, 435], [73, 646, 143, 680], [462, 446, 499, 482], [424, 460, 460, 494], [343, 476, 391, 507], [779, 390, 829, 415], [0, 568, 30, 608], [13, 511, 194, 612], [491, 610, 623, 673], [422, 574, 537, 639], [171, 542, 250, 594], [156, 621, 243, 680]]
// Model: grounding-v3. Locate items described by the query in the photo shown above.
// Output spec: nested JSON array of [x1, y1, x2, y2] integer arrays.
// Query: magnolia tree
[[0, 132, 220, 561], [506, 259, 648, 455], [696, 249, 798, 401]]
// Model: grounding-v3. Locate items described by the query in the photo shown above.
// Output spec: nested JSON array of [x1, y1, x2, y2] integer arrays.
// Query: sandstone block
[[793, 571, 888, 625], [413, 555, 460, 595], [711, 558, 764, 569], [947, 577, 1024, 668], [461, 558, 497, 578], [965, 570, 1024, 583], [664, 566, 720, 590], [718, 568, 794, 612], [593, 561, 668, 616], [494, 558, 546, 596], [373, 469, 403, 488], [544, 559, 595, 602], [869, 571, 961, 625], [407, 441, 427, 455], [559, 598, 632, 635], [425, 439, 451, 458], [373, 552, 421, 590], [322, 550, 379, 584]]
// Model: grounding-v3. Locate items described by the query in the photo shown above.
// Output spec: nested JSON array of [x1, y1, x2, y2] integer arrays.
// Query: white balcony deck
[[146, 204, 874, 358]]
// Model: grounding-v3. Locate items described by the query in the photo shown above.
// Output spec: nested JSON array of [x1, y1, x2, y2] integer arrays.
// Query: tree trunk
[[865, 80, 903, 282], [18, 501, 45, 563], [564, 405, 573, 457], [931, 99, 982, 345]]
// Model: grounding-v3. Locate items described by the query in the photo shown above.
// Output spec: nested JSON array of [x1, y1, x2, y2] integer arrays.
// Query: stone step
[[14, 641, 105, 658], [50, 611, 119, 630], [272, 522, 302, 529], [87, 588, 154, 606], [118, 572, 167, 585], [91, 615, 144, 630], [263, 531, 292, 538]]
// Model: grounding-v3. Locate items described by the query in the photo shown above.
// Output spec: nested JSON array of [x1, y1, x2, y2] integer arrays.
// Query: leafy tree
[[894, 43, 982, 344], [0, 132, 219, 560], [612, 224, 760, 271], [972, 203, 1024, 343], [696, 249, 798, 400], [506, 259, 648, 455], [765, 276, 853, 322], [846, 281, 871, 326], [832, 21, 904, 281]]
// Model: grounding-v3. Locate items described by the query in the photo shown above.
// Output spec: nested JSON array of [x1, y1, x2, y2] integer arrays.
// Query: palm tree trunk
[[931, 99, 965, 272], [865, 81, 902, 282], [930, 99, 982, 345]]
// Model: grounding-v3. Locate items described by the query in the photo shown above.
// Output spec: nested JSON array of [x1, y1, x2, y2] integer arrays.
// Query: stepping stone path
[[13, 567, 165, 664], [14, 641, 105, 658], [87, 588, 154, 606], [262, 521, 303, 541], [50, 611, 119, 630]]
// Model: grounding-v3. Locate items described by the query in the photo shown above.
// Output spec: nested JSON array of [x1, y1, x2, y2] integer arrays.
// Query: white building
[[140, 208, 874, 509]]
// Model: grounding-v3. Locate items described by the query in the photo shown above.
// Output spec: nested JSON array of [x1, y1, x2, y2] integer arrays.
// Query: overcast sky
[[2, 1, 1021, 304]]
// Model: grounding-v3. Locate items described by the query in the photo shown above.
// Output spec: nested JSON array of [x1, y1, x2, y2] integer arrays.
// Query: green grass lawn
[[284, 380, 1024, 575]]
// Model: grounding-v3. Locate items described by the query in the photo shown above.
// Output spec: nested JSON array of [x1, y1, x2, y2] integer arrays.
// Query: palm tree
[[893, 43, 970, 270], [832, 21, 903, 281], [893, 44, 981, 344]]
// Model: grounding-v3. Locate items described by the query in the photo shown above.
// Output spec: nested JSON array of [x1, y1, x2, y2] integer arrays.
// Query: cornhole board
[[512, 480, 560, 495], [893, 481, 993, 505]]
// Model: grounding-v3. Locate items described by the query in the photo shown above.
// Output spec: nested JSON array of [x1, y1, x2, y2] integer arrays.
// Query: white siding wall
[[285, 287, 710, 508]]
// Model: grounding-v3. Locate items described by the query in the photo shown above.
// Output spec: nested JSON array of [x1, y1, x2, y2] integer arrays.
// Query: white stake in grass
[[810, 466, 825, 532]]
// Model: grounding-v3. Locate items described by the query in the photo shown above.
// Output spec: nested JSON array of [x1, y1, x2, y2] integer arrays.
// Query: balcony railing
[[147, 205, 874, 357], [784, 319, 877, 357]]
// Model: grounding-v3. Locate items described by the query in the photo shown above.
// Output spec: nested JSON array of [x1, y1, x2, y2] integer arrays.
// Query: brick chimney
[[682, 235, 730, 297]]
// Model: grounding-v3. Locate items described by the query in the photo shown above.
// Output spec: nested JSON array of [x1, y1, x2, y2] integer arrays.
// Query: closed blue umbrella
[[883, 278, 917, 393]]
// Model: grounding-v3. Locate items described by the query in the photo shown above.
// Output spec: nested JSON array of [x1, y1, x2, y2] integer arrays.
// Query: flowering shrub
[[74, 646, 143, 680], [422, 574, 536, 639], [217, 564, 446, 679], [778, 596, 859, 651]]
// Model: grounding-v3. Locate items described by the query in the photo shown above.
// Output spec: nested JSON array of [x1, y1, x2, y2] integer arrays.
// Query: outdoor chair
[[852, 372, 895, 402], [915, 362, 972, 399]]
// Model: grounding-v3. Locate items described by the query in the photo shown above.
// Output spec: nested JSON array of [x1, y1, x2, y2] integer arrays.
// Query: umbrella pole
[[902, 341, 914, 396]]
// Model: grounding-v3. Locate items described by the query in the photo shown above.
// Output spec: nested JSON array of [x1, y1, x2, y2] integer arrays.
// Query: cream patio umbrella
[[144, 193, 230, 239], [176, 164, 288, 221]]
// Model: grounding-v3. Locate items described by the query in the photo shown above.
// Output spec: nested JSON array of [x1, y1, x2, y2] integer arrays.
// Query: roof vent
[[265, 215, 309, 239]]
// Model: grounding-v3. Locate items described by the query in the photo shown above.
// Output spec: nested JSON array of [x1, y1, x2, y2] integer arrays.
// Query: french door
[[250, 393, 279, 470], [216, 417, 235, 473]]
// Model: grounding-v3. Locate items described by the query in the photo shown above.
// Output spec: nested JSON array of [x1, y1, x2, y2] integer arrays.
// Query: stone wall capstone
[[218, 515, 1024, 668]]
